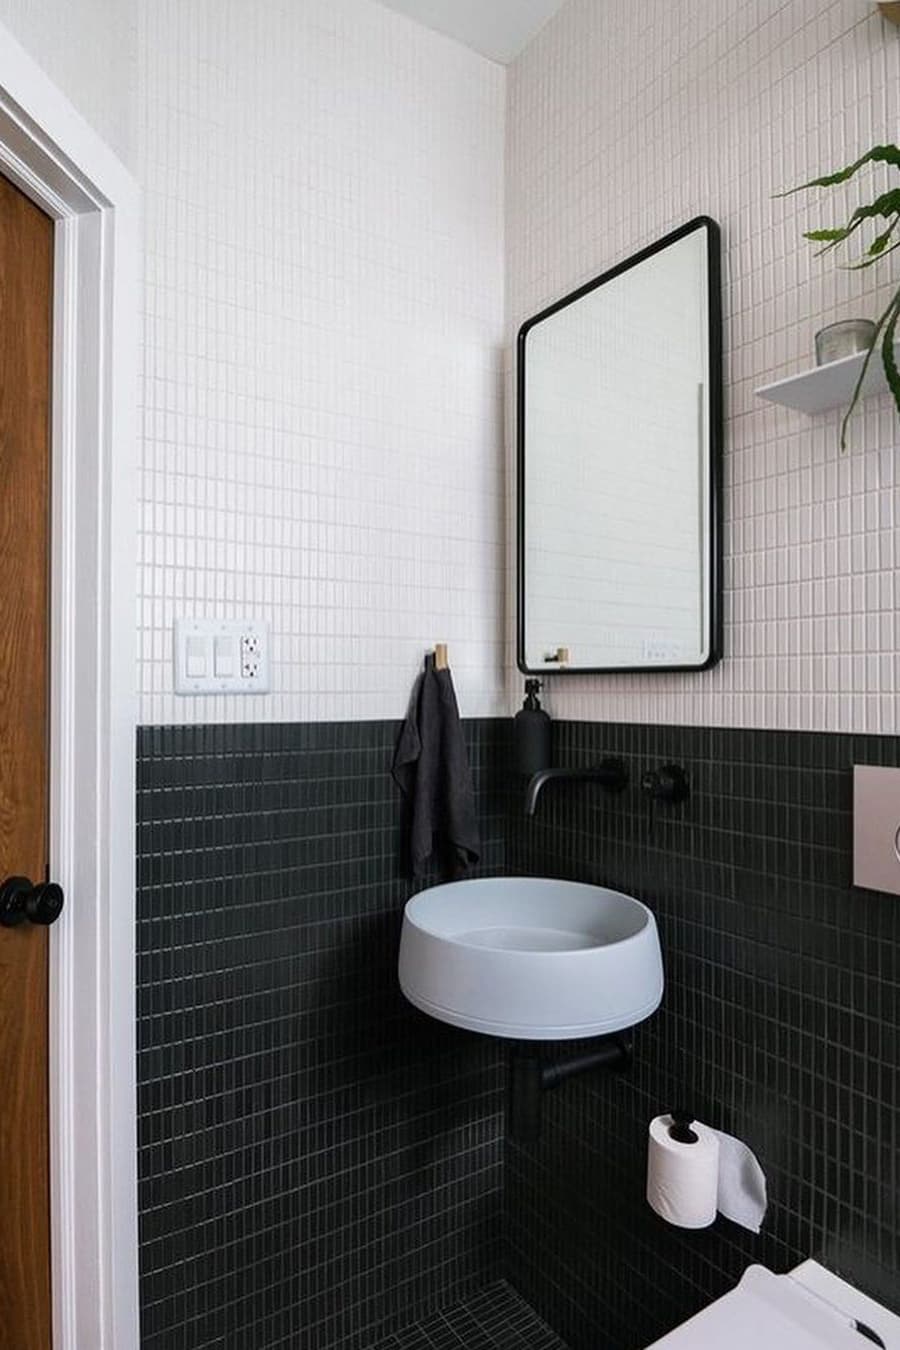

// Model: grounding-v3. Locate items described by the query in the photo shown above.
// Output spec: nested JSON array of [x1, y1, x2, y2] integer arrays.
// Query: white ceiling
[[377, 0, 568, 63]]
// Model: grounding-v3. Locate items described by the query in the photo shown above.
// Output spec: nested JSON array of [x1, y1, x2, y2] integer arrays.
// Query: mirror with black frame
[[517, 217, 722, 675]]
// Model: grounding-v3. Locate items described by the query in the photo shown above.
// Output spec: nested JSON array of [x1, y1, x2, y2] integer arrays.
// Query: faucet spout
[[524, 758, 628, 816]]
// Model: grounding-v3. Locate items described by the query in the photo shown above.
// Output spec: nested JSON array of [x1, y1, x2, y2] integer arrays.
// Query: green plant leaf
[[804, 228, 850, 242], [868, 221, 900, 254], [863, 188, 900, 218], [839, 288, 900, 450], [804, 194, 900, 256], [776, 144, 900, 197], [844, 236, 900, 269], [882, 291, 900, 419], [776, 143, 900, 449], [831, 193, 900, 237]]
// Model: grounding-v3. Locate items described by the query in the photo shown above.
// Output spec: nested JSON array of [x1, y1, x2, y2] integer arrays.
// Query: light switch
[[214, 636, 235, 678], [186, 636, 207, 678], [853, 765, 900, 895], [174, 618, 270, 694]]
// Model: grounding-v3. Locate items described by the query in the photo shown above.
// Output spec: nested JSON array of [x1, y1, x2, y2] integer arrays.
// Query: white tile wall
[[507, 0, 900, 733], [0, 0, 135, 168], [6, 0, 899, 732], [136, 0, 506, 724]]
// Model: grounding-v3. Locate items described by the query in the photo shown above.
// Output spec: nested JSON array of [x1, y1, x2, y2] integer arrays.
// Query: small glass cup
[[815, 319, 876, 366]]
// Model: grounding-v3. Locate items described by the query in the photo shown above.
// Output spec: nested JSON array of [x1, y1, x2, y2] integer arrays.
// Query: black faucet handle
[[640, 763, 689, 804]]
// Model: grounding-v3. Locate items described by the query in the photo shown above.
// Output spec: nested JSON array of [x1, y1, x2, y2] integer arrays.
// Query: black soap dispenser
[[515, 679, 551, 777]]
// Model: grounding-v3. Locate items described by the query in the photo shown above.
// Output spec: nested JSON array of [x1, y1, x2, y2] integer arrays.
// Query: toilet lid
[[645, 1265, 885, 1349]]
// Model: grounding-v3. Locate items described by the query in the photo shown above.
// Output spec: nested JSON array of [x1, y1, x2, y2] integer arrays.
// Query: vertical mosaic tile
[[137, 718, 513, 1350], [506, 719, 900, 1348], [506, 0, 900, 734], [135, 0, 506, 726]]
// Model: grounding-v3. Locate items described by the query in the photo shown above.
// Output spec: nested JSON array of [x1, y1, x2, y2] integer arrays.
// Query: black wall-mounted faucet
[[523, 758, 628, 816]]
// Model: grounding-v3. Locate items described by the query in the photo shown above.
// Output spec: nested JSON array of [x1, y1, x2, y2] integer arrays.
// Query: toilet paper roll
[[646, 1114, 720, 1229], [714, 1127, 767, 1233], [646, 1115, 769, 1233]]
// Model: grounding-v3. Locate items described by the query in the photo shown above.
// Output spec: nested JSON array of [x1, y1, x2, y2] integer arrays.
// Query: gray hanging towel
[[392, 653, 480, 878]]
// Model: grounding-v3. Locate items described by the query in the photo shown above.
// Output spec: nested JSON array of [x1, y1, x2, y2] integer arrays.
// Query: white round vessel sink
[[398, 876, 664, 1040]]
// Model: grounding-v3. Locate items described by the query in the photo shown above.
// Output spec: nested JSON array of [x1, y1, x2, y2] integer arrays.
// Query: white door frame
[[0, 25, 139, 1350]]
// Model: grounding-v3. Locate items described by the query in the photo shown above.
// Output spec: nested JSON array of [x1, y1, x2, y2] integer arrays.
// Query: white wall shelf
[[755, 348, 891, 415]]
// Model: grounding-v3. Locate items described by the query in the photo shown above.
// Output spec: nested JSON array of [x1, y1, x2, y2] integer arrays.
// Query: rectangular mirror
[[517, 217, 722, 675]]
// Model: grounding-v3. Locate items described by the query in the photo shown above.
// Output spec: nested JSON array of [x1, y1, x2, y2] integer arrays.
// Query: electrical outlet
[[241, 633, 261, 680], [175, 618, 270, 694]]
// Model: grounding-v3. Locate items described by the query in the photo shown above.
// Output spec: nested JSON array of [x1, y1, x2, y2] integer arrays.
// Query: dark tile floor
[[371, 1283, 569, 1350]]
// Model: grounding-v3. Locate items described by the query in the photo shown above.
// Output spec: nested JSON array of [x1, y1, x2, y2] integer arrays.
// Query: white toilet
[[646, 1260, 899, 1349]]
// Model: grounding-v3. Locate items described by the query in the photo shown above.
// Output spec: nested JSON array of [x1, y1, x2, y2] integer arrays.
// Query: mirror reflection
[[517, 218, 721, 674]]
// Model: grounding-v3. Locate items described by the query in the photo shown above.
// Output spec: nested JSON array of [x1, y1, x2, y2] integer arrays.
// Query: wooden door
[[0, 172, 54, 1349]]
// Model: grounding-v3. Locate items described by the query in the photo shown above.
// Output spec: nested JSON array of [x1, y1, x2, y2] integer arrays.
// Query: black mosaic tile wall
[[138, 715, 900, 1350], [506, 721, 900, 1350], [370, 1280, 567, 1350], [136, 719, 513, 1350]]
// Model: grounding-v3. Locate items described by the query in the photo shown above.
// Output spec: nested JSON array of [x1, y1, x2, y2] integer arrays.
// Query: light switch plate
[[174, 618, 270, 694], [853, 765, 900, 895]]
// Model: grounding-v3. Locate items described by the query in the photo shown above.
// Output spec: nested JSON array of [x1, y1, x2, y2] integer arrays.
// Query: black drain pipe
[[508, 1036, 632, 1142]]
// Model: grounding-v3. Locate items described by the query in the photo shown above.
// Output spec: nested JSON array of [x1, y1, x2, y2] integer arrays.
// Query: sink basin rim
[[403, 877, 655, 955], [398, 875, 665, 1041]]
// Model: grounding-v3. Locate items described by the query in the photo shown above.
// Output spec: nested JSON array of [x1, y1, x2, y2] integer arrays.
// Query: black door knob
[[0, 876, 32, 927], [0, 875, 65, 927], [25, 882, 64, 925]]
